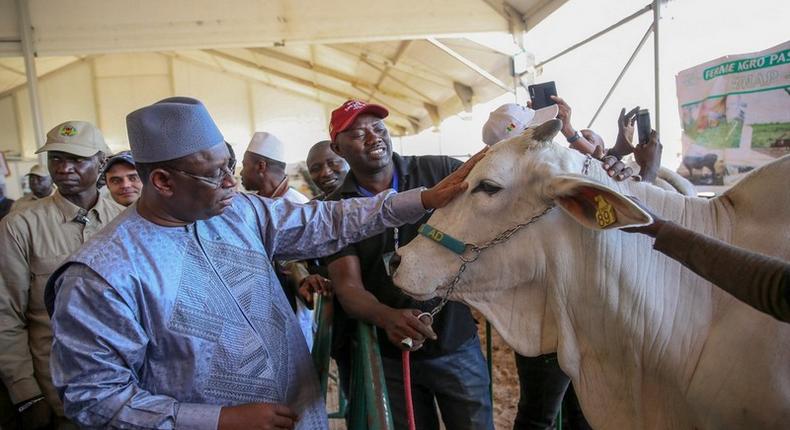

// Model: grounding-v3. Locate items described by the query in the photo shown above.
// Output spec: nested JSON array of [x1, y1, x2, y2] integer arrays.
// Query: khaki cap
[[26, 164, 49, 177], [36, 121, 110, 157]]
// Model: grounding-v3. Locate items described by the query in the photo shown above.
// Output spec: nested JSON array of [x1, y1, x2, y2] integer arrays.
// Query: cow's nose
[[387, 252, 401, 277]]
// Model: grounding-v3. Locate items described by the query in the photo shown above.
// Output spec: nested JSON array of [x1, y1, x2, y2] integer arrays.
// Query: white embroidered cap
[[246, 132, 286, 163]]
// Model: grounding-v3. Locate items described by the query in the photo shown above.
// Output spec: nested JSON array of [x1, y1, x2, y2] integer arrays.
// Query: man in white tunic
[[45, 97, 480, 429]]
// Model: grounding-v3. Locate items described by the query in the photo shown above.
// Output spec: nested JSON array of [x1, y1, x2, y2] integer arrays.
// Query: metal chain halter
[[418, 154, 593, 322], [421, 204, 556, 322], [399, 154, 593, 350]]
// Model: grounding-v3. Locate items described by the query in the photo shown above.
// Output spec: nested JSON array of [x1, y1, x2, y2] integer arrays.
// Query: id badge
[[383, 251, 396, 277]]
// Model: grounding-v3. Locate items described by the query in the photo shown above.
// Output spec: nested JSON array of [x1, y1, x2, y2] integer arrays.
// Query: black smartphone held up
[[528, 81, 557, 109], [637, 109, 651, 145]]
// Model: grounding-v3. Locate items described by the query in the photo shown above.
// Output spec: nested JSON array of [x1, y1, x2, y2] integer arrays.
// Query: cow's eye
[[472, 180, 502, 195]]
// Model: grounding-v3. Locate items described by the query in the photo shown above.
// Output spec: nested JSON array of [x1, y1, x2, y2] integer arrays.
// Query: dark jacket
[[0, 197, 15, 221], [326, 153, 478, 359]]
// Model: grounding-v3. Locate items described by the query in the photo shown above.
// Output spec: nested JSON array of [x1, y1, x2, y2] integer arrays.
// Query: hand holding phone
[[528, 81, 557, 109], [636, 109, 651, 145]]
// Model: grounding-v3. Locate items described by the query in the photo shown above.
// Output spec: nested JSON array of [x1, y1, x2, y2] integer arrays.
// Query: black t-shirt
[[325, 153, 478, 359]]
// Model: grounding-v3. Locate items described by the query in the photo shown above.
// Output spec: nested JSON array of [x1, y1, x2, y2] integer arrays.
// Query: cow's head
[[392, 119, 652, 355]]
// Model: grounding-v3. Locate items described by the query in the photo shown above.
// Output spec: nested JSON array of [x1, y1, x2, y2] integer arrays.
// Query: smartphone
[[636, 109, 651, 145], [528, 81, 557, 109]]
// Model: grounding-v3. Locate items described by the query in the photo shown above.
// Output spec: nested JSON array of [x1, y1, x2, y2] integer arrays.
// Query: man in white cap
[[44, 97, 483, 430], [482, 99, 638, 181], [240, 132, 308, 204], [481, 102, 559, 146], [0, 121, 122, 429], [11, 164, 55, 213], [240, 132, 316, 348]]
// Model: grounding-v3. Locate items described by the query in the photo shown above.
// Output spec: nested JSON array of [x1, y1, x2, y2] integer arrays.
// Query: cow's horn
[[531, 118, 563, 142]]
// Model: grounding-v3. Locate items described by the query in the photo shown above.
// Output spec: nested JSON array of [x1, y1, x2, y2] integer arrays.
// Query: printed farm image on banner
[[676, 41, 790, 187]]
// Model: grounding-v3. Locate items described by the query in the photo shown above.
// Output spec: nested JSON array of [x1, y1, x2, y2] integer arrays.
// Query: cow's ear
[[547, 174, 652, 230], [529, 118, 563, 142]]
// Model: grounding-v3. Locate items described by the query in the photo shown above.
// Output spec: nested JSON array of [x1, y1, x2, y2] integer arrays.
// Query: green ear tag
[[594, 195, 617, 228]]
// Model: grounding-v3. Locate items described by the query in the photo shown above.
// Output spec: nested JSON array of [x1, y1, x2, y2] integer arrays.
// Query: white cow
[[393, 119, 790, 429]]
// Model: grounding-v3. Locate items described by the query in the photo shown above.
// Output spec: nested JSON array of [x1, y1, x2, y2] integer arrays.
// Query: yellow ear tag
[[594, 195, 617, 228]]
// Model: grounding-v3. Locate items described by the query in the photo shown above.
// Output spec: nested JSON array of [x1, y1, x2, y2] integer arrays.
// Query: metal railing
[[312, 295, 503, 429], [311, 295, 394, 429], [347, 323, 395, 429]]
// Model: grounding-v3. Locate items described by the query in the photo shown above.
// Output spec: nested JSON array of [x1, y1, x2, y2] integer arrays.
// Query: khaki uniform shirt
[[0, 191, 122, 415], [10, 191, 53, 213], [10, 194, 39, 213]]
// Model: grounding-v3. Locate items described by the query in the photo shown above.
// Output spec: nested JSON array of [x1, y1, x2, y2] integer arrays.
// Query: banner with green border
[[676, 41, 790, 188]]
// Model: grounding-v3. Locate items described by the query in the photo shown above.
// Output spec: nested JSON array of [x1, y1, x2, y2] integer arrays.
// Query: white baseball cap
[[482, 103, 559, 146], [246, 132, 286, 163]]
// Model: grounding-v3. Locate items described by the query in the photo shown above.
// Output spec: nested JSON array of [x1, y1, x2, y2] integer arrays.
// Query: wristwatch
[[566, 131, 580, 144], [16, 395, 45, 413]]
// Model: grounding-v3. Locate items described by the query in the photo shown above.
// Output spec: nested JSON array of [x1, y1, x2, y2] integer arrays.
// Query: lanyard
[[393, 226, 399, 250]]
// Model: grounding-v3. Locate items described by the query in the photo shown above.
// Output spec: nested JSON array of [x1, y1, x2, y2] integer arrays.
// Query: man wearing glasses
[[44, 97, 483, 430]]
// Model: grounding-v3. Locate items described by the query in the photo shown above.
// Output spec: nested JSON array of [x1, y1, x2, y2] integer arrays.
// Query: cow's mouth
[[395, 283, 439, 301]]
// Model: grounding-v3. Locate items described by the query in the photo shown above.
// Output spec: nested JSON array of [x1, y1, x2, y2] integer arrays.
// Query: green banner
[[676, 41, 790, 188], [703, 49, 790, 80]]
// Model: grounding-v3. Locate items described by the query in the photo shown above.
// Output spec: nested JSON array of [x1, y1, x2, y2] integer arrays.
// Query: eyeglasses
[[167, 158, 236, 189]]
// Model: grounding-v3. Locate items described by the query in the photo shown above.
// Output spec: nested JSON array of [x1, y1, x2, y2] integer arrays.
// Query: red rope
[[402, 350, 416, 430]]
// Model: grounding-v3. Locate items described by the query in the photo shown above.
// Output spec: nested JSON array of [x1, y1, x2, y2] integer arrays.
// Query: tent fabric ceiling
[[0, 0, 566, 135]]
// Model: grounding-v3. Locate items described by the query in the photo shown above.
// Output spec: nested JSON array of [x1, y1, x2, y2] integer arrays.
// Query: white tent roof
[[0, 0, 566, 135]]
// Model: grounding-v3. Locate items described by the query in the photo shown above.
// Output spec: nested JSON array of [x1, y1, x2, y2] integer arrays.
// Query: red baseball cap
[[329, 100, 389, 141]]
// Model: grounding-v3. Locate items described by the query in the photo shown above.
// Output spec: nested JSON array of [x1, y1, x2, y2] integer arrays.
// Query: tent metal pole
[[426, 37, 513, 93], [534, 4, 653, 70], [653, 0, 661, 135], [587, 24, 653, 129], [17, 0, 46, 165]]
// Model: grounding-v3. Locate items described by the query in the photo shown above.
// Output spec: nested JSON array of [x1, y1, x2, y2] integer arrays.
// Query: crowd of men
[[0, 93, 784, 430]]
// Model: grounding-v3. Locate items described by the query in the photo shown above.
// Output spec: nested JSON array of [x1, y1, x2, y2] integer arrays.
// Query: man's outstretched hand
[[421, 146, 489, 210]]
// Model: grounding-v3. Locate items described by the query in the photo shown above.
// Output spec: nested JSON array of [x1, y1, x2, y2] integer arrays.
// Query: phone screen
[[637, 109, 651, 145], [528, 82, 557, 109]]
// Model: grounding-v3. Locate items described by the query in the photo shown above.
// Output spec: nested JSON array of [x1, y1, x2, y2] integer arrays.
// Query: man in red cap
[[326, 100, 494, 429]]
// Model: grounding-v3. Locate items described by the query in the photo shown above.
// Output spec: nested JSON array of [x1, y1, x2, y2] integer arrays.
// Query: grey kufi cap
[[126, 97, 224, 163]]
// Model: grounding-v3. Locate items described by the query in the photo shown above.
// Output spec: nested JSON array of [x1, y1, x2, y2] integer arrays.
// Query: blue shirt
[[47, 189, 426, 429], [355, 168, 399, 197]]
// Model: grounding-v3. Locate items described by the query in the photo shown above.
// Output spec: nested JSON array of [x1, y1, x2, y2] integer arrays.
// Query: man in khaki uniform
[[0, 121, 122, 429], [11, 164, 55, 213]]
